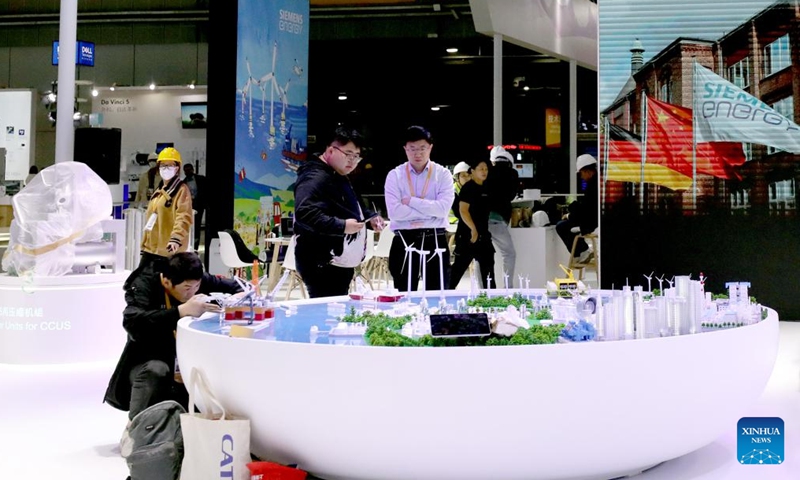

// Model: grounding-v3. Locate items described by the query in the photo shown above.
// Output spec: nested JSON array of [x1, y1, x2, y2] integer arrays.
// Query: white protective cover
[[1, 162, 112, 276]]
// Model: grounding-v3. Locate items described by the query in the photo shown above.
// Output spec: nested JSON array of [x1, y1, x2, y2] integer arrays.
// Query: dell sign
[[52, 40, 95, 67]]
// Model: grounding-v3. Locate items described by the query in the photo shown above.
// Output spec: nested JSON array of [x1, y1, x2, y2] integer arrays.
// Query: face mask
[[160, 166, 178, 181]]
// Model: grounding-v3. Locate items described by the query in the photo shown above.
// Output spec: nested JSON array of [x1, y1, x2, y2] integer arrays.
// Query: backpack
[[122, 400, 186, 480]]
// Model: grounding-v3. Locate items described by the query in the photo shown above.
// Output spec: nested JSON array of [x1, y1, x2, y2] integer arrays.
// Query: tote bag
[[180, 368, 251, 480]]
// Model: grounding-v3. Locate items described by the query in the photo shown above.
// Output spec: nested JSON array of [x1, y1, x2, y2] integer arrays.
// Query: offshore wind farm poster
[[235, 0, 308, 249]]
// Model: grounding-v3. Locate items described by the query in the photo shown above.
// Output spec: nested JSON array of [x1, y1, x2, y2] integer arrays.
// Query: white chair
[[367, 228, 395, 289], [281, 235, 307, 300], [218, 231, 254, 278], [352, 230, 377, 291]]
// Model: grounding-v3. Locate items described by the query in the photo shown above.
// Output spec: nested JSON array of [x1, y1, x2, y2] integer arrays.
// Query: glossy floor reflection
[[0, 322, 797, 480]]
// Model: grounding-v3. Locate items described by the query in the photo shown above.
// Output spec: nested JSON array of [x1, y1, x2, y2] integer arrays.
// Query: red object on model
[[247, 461, 307, 480]]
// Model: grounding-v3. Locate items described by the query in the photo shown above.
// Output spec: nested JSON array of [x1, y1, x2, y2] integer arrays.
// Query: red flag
[[646, 97, 745, 180]]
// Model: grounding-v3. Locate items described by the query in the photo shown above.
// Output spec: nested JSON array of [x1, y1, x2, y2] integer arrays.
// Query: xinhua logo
[[737, 417, 784, 465]]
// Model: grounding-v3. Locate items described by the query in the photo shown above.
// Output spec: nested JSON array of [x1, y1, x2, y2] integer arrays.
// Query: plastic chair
[[280, 235, 307, 300], [352, 230, 377, 291], [218, 230, 256, 278], [368, 228, 395, 289], [568, 231, 598, 283]]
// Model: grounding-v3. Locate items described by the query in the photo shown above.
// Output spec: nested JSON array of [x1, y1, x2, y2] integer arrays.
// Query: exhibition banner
[[234, 0, 309, 250], [599, 0, 800, 318], [604, 123, 692, 190], [646, 96, 745, 180], [693, 63, 800, 153]]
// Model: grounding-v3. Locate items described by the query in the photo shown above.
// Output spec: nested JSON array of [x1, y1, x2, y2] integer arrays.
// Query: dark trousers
[[449, 235, 496, 289], [128, 360, 187, 420], [556, 219, 588, 256], [296, 259, 355, 298], [388, 229, 450, 292]]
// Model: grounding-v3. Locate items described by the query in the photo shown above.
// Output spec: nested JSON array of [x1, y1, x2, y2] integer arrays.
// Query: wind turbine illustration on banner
[[238, 41, 296, 147]]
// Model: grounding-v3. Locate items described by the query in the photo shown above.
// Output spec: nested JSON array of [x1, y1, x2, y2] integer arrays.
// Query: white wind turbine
[[398, 233, 416, 297], [257, 41, 281, 148], [239, 58, 257, 138]]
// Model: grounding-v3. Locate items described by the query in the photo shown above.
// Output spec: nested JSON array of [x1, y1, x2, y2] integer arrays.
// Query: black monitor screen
[[429, 313, 491, 338]]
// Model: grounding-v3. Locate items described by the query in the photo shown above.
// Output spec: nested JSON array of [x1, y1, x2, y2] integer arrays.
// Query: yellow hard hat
[[157, 147, 182, 166]]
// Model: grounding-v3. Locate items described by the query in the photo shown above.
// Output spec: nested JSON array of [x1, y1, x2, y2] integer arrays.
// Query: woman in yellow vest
[[449, 161, 471, 224], [139, 147, 194, 271]]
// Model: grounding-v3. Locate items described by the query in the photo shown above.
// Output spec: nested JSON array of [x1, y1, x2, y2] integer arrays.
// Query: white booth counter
[[0, 272, 128, 364], [493, 226, 571, 288], [177, 293, 778, 480]]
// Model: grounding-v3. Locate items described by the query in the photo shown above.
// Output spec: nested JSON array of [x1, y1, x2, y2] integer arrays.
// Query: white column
[[55, 0, 78, 163], [569, 60, 577, 196], [493, 33, 503, 146]]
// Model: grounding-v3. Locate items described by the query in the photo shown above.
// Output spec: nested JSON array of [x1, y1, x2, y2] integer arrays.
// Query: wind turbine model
[[656, 275, 665, 295], [398, 233, 416, 296], [431, 232, 447, 301], [643, 271, 654, 292], [417, 244, 431, 302]]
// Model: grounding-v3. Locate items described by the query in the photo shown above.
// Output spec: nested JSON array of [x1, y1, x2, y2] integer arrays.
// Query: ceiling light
[[338, 95, 347, 101], [446, 48, 458, 53], [431, 106, 441, 111], [110, 83, 116, 92], [524, 86, 530, 91], [91, 89, 98, 97], [189, 83, 196, 89], [149, 83, 156, 90]]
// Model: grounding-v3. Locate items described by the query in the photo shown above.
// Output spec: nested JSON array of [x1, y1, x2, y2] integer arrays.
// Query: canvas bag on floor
[[179, 367, 251, 480]]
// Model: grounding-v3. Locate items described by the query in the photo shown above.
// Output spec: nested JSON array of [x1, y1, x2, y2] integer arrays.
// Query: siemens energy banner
[[234, 0, 308, 250], [599, 0, 800, 317]]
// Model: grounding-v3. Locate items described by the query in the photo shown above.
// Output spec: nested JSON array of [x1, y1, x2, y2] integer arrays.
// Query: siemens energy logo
[[737, 417, 784, 465]]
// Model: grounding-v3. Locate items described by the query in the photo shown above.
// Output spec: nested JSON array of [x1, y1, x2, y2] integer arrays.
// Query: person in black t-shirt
[[449, 159, 496, 289]]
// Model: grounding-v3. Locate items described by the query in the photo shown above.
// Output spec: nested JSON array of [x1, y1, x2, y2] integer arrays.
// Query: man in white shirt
[[384, 126, 455, 292]]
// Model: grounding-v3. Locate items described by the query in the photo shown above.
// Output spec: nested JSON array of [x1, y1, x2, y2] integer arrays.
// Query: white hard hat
[[490, 146, 514, 164], [453, 162, 470, 175], [576, 154, 597, 171], [532, 210, 550, 228]]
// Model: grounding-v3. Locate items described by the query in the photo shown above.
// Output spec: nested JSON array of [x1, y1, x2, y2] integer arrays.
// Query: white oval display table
[[176, 295, 779, 480], [0, 272, 128, 364]]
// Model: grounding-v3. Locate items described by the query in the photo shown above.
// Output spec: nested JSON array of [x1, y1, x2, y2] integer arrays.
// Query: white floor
[[1, 321, 797, 480]]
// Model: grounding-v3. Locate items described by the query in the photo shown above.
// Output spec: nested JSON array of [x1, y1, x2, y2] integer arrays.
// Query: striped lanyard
[[406, 162, 434, 199]]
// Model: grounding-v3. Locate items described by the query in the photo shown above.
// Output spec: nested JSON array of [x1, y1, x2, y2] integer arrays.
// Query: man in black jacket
[[293, 127, 385, 298], [486, 146, 520, 287], [104, 252, 241, 419], [557, 154, 599, 263]]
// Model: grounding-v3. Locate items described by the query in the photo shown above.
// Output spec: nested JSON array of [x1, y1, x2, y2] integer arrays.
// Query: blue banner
[[234, 0, 309, 250], [52, 41, 95, 67]]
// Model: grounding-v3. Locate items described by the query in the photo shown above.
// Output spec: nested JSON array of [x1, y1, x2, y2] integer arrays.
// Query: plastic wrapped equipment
[[1, 162, 112, 276]]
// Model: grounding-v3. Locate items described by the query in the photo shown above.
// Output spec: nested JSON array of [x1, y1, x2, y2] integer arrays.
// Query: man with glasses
[[294, 127, 385, 298], [385, 126, 455, 292]]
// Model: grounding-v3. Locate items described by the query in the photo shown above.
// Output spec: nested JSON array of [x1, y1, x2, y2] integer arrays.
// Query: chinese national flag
[[646, 96, 745, 180]]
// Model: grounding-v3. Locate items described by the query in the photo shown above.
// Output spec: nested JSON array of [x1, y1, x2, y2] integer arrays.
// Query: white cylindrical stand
[[493, 33, 503, 145], [55, 0, 78, 164]]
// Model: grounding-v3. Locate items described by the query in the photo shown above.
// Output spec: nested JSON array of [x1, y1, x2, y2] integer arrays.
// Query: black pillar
[[205, 0, 238, 266]]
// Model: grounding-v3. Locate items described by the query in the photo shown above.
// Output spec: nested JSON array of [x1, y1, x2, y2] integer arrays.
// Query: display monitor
[[181, 102, 207, 129], [156, 142, 174, 154], [429, 313, 492, 338]]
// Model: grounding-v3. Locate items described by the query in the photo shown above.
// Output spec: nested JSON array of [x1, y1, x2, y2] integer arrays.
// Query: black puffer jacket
[[293, 155, 374, 266], [103, 268, 240, 411]]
